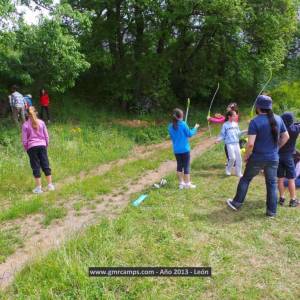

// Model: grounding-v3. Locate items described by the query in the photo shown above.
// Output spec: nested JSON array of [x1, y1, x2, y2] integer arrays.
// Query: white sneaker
[[48, 183, 55, 191], [225, 171, 231, 176], [185, 182, 196, 189], [33, 186, 43, 194], [179, 182, 185, 190]]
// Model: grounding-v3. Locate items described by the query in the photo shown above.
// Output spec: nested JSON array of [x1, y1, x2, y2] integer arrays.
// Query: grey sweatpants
[[12, 106, 25, 125], [225, 143, 242, 177]]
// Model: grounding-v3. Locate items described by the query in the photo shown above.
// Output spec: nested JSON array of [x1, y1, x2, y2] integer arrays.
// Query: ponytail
[[172, 108, 184, 130], [262, 109, 278, 143], [28, 106, 40, 130]]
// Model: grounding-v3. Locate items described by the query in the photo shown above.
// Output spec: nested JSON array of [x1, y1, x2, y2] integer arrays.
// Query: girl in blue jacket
[[168, 108, 199, 189]]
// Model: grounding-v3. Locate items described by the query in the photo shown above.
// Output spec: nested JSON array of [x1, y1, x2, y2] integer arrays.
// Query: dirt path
[[0, 135, 215, 290], [2, 129, 207, 211], [52, 128, 207, 190]]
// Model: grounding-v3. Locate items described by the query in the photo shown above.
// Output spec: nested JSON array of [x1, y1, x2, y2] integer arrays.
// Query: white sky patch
[[16, 1, 60, 25], [17, 5, 49, 24]]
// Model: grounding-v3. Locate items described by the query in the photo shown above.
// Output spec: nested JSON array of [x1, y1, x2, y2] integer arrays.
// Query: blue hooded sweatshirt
[[218, 121, 242, 145], [168, 120, 197, 154], [279, 112, 300, 157]]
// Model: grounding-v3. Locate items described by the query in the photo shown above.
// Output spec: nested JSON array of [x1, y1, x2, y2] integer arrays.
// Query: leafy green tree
[[1, 0, 299, 109], [69, 0, 298, 110], [0, 1, 91, 94]]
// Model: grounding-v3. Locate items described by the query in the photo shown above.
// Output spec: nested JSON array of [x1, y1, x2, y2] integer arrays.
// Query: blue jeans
[[232, 159, 279, 215]]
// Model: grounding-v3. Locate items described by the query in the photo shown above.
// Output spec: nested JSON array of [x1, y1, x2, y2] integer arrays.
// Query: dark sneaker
[[226, 199, 239, 211], [279, 197, 285, 206], [289, 199, 299, 207], [266, 212, 276, 218], [266, 210, 276, 218]]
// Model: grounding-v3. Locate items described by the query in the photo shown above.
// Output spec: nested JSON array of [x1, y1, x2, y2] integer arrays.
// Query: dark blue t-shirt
[[248, 114, 287, 162], [279, 123, 300, 157]]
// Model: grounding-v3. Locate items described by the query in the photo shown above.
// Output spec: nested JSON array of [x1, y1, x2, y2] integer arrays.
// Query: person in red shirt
[[40, 88, 50, 123]]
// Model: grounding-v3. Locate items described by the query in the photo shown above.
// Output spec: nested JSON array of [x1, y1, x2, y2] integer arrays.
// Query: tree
[[69, 0, 298, 110], [1, 0, 299, 109]]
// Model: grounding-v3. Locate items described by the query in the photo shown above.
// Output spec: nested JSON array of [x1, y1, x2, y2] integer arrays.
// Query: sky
[[16, 1, 59, 25]]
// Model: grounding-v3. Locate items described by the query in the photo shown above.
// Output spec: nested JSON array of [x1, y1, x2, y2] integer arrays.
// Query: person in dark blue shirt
[[278, 112, 300, 207], [227, 95, 289, 218], [284, 151, 300, 188], [168, 108, 199, 189]]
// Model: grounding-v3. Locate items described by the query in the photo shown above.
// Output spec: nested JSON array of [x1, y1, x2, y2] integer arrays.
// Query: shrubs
[[271, 81, 300, 118]]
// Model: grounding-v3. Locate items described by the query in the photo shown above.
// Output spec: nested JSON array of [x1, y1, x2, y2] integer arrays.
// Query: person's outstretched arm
[[239, 129, 248, 136], [183, 122, 198, 137]]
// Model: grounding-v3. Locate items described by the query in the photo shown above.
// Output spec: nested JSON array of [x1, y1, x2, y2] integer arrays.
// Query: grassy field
[[0, 97, 211, 266], [3, 144, 300, 299], [0, 101, 163, 204], [0, 98, 208, 204]]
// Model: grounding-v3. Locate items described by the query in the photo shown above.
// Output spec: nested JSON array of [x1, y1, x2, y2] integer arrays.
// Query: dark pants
[[40, 106, 50, 121], [277, 156, 296, 179], [27, 146, 51, 178], [231, 159, 279, 215], [175, 152, 190, 174]]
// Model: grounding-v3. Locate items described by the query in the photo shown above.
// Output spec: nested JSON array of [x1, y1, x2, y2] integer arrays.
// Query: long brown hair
[[172, 108, 184, 130], [28, 106, 40, 130]]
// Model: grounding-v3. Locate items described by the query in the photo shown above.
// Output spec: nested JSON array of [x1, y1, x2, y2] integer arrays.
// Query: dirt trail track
[[0, 134, 215, 290]]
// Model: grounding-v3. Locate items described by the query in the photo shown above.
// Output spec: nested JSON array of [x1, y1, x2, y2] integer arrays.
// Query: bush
[[271, 81, 300, 117]]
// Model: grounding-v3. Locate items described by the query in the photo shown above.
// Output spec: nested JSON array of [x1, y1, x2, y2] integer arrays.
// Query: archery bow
[[185, 98, 190, 123], [250, 68, 273, 118], [207, 82, 220, 137]]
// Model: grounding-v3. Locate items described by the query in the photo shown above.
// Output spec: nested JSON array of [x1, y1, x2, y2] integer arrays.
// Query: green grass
[[0, 227, 23, 264], [0, 98, 208, 264], [42, 207, 67, 226], [0, 122, 133, 203], [0, 97, 174, 212], [0, 94, 215, 213], [0, 143, 176, 224], [4, 144, 300, 299]]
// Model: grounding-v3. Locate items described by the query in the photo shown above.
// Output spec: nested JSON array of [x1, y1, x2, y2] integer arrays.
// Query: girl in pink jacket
[[22, 107, 55, 194]]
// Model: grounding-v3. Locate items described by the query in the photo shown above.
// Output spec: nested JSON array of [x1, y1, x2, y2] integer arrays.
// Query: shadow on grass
[[198, 163, 227, 171], [190, 199, 270, 225], [194, 170, 238, 179]]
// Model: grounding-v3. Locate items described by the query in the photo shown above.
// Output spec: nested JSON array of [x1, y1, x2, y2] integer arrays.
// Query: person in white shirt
[[10, 85, 26, 126], [216, 110, 243, 177]]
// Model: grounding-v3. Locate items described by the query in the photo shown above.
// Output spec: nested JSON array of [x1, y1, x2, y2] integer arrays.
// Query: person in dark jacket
[[278, 112, 300, 207], [284, 151, 300, 188]]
